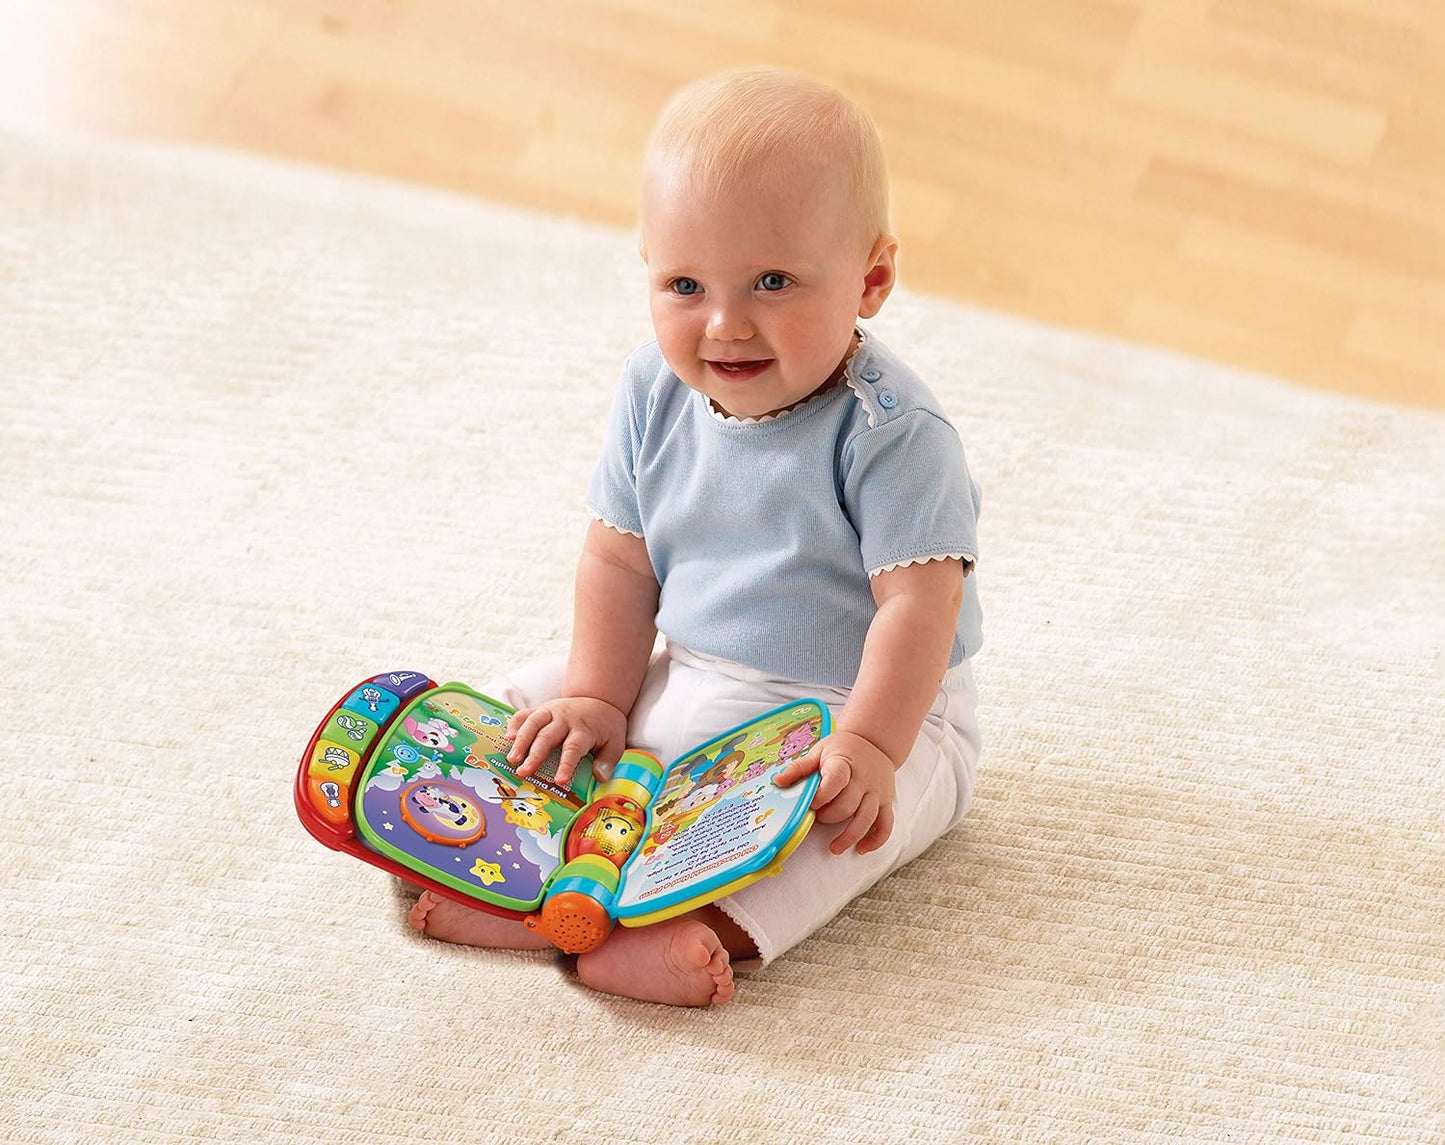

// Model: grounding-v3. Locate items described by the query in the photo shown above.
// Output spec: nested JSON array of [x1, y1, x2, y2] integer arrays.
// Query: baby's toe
[[679, 927, 724, 971], [709, 960, 735, 1005], [408, 890, 441, 931]]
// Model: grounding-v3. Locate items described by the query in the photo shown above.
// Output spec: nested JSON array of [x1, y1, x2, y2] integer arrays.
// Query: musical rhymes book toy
[[295, 671, 826, 953]]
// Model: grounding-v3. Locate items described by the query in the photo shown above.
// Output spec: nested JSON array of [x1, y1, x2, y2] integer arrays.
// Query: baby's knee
[[481, 653, 569, 711]]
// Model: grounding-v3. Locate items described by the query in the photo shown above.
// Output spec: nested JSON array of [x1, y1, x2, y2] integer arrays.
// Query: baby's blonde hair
[[644, 68, 891, 254]]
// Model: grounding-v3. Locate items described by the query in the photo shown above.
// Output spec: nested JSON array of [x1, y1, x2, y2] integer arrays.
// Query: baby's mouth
[[708, 359, 773, 380]]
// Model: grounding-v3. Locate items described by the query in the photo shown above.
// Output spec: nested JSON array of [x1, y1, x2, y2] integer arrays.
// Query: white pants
[[484, 641, 981, 967]]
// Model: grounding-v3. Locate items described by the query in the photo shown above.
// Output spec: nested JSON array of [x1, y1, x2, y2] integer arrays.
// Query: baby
[[409, 68, 983, 1006]]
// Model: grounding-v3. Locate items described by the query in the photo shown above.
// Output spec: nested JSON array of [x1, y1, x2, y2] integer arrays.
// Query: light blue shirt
[[586, 333, 983, 687]]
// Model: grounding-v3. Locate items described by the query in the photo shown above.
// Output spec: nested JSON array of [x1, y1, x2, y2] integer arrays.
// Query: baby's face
[[641, 159, 888, 420]]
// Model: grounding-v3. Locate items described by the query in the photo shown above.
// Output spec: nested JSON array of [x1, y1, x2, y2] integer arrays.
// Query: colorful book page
[[612, 700, 826, 918], [354, 686, 593, 911]]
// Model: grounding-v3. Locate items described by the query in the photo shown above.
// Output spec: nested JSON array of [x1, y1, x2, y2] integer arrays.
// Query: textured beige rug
[[2, 130, 1442, 1144]]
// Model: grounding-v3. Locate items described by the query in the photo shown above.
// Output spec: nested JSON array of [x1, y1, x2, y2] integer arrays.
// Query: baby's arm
[[508, 520, 660, 783], [774, 557, 965, 854]]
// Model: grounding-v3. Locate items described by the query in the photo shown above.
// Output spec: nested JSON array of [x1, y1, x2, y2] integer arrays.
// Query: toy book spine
[[524, 699, 828, 951], [522, 752, 666, 952]]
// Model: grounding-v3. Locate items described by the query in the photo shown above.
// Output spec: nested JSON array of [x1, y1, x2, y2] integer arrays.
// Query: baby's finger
[[507, 709, 552, 764], [772, 744, 821, 789], [553, 729, 594, 786], [519, 719, 570, 777], [587, 729, 625, 783], [594, 727, 627, 769], [811, 755, 853, 811], [814, 778, 863, 824], [855, 803, 895, 855], [514, 725, 565, 779], [829, 793, 879, 855]]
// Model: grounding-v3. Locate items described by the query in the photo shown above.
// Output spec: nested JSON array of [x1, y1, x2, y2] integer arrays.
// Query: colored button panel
[[320, 708, 381, 753], [371, 670, 430, 699], [308, 738, 361, 785], [306, 773, 352, 827], [343, 683, 401, 724]]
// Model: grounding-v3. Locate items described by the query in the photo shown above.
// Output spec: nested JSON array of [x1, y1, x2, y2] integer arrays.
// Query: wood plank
[[0, 0, 1438, 407]]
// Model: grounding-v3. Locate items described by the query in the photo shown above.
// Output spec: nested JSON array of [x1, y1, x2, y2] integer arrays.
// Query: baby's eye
[[757, 272, 792, 292], [669, 277, 701, 296]]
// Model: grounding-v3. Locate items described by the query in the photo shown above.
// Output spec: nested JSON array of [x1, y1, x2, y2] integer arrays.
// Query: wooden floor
[[3, 0, 1441, 408]]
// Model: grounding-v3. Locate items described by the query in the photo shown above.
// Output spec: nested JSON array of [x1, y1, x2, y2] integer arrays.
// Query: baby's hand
[[772, 731, 897, 855], [505, 697, 628, 786]]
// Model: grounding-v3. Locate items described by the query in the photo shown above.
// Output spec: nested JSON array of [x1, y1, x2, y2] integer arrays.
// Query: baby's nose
[[705, 304, 753, 341]]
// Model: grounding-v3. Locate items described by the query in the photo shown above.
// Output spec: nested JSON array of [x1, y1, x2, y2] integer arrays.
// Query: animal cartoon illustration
[[739, 759, 767, 784], [449, 767, 577, 834], [400, 780, 486, 846], [403, 714, 461, 752], [496, 782, 567, 834], [776, 720, 819, 765]]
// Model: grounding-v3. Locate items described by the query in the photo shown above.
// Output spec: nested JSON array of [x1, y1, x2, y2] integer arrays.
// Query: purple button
[[370, 670, 431, 699]]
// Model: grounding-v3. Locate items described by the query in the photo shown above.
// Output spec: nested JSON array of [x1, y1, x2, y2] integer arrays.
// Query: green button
[[319, 708, 380, 753]]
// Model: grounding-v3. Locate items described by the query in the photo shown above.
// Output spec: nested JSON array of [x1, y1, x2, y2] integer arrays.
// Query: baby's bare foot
[[408, 890, 555, 950], [576, 917, 735, 1007]]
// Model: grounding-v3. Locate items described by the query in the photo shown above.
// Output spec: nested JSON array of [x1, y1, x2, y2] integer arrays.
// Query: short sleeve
[[842, 409, 980, 577], [585, 360, 646, 538]]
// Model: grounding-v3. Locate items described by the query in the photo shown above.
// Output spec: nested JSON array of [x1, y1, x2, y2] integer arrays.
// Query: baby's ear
[[858, 235, 898, 319]]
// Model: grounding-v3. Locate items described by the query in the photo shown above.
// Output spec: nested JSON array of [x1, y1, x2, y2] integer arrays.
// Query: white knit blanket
[[2, 131, 1441, 1144]]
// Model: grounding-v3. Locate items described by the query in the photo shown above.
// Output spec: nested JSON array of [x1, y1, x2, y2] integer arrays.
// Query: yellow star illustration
[[469, 859, 505, 886]]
